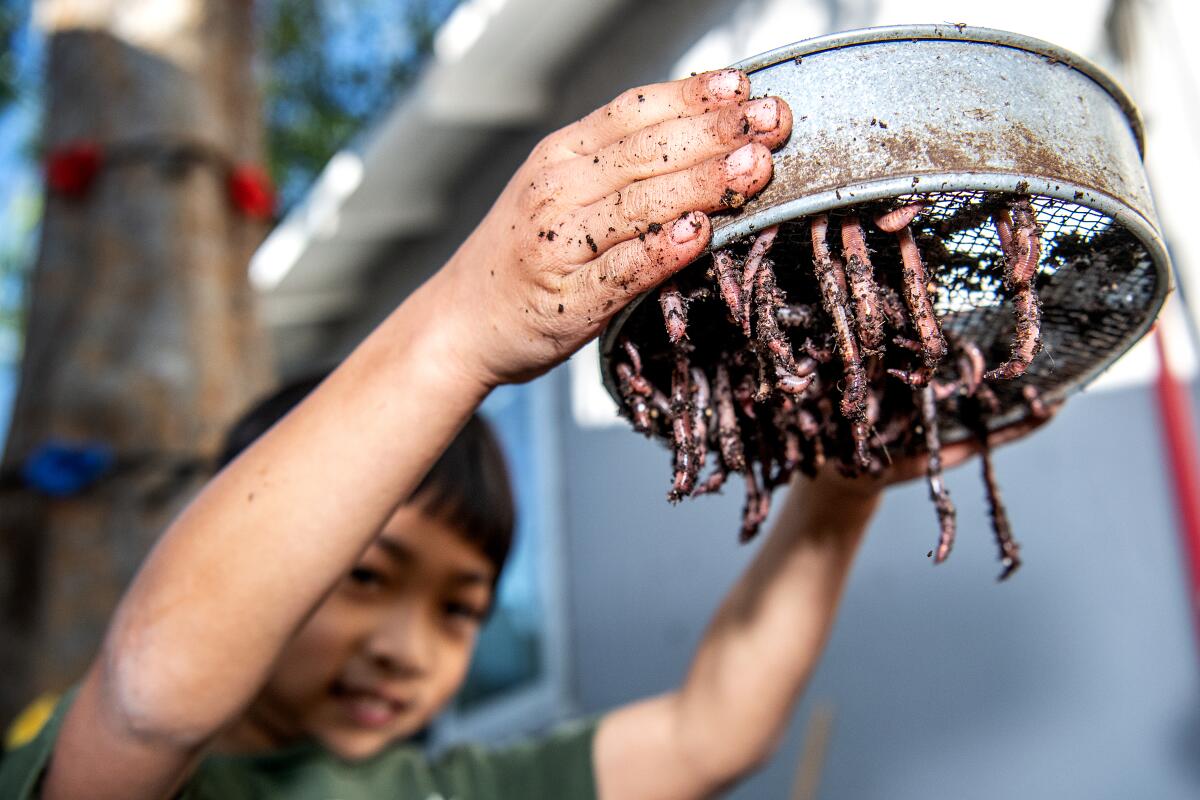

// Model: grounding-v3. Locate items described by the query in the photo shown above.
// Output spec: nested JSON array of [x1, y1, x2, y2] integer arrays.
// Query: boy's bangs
[[411, 415, 515, 577]]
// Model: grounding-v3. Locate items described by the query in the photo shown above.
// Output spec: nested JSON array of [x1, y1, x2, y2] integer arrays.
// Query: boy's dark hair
[[217, 372, 515, 579]]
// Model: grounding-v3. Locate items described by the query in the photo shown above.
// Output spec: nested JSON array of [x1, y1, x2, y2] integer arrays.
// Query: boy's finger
[[985, 402, 1062, 448], [549, 143, 772, 264], [563, 211, 712, 317], [552, 69, 750, 156], [543, 97, 791, 208]]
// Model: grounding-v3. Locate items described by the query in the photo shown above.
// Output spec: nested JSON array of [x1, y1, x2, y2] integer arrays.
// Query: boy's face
[[242, 503, 495, 759]]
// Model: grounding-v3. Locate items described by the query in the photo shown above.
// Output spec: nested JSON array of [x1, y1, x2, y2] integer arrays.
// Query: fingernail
[[707, 69, 744, 99], [672, 212, 704, 243], [725, 143, 757, 174], [745, 98, 778, 132]]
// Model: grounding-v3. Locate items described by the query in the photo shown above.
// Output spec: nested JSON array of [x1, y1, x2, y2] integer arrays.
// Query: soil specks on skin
[[538, 230, 545, 238], [648, 222, 663, 234], [558, 303, 565, 313], [594, 156, 600, 164], [547, 230, 557, 241], [720, 188, 746, 208], [638, 94, 645, 102], [586, 234, 598, 253]]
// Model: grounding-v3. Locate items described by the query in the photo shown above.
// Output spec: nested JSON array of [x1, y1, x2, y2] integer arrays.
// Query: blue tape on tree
[[20, 441, 116, 497]]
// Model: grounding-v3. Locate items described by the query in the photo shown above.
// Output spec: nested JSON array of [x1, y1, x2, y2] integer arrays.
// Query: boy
[[1, 69, 1044, 799]]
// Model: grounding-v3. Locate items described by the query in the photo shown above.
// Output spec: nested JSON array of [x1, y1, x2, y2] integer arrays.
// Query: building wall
[[558, 378, 1200, 798]]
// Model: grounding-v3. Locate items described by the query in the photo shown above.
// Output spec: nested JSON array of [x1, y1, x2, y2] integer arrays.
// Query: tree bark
[[1, 0, 273, 724]]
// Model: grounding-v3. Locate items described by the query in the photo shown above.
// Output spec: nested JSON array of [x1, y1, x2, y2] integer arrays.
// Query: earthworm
[[880, 286, 911, 332], [895, 226, 948, 366], [993, 207, 1015, 260], [775, 399, 803, 473], [713, 362, 746, 472], [840, 215, 885, 351], [622, 339, 645, 373], [965, 387, 1022, 580], [887, 366, 934, 387], [920, 385, 957, 564], [1009, 198, 1042, 285], [776, 303, 818, 329], [985, 282, 1042, 380], [850, 418, 871, 471], [693, 463, 729, 496], [659, 280, 688, 344], [874, 201, 925, 233], [648, 388, 672, 420], [986, 198, 1044, 380], [615, 362, 652, 433], [981, 447, 1021, 580], [709, 249, 743, 325], [740, 226, 779, 337], [811, 215, 868, 419], [957, 337, 986, 396], [691, 367, 711, 474], [803, 336, 835, 363], [1023, 384, 1050, 420], [668, 349, 696, 501], [739, 463, 771, 543], [753, 260, 810, 395]]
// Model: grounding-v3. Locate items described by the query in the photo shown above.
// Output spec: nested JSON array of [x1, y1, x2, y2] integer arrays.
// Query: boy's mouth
[[330, 681, 414, 729]]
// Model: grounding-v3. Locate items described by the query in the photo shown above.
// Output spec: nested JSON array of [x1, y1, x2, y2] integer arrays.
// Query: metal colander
[[601, 24, 1170, 439]]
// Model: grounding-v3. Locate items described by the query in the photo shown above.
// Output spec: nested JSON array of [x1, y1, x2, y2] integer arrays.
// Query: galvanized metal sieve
[[600, 24, 1170, 440]]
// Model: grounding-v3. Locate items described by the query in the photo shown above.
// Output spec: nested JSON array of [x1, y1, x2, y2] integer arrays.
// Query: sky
[[0, 3, 39, 448]]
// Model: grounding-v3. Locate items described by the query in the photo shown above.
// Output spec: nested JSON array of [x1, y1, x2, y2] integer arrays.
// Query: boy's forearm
[[673, 482, 879, 787], [81, 275, 490, 743]]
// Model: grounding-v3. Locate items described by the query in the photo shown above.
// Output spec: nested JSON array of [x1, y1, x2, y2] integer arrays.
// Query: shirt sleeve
[[0, 688, 77, 800], [430, 717, 599, 800]]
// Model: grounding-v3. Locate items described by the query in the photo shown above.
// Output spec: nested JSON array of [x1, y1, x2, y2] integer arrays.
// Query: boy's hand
[[431, 69, 792, 387]]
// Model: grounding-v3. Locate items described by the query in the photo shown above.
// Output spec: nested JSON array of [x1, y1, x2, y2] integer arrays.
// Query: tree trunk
[[0, 0, 273, 724]]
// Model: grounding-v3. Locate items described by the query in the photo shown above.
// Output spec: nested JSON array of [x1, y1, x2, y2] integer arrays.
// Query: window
[[435, 372, 573, 743]]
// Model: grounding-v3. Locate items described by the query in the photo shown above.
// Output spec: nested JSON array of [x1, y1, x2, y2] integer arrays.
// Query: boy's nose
[[363, 607, 435, 678]]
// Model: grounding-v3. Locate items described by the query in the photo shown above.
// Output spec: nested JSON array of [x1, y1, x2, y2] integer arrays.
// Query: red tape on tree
[[46, 141, 103, 199], [45, 139, 276, 221], [226, 163, 276, 221]]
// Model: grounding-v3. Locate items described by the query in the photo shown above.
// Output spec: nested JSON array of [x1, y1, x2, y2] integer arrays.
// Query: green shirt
[[0, 691, 598, 800]]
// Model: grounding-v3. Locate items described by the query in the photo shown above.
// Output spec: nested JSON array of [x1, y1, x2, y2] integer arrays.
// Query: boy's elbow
[[98, 639, 225, 749], [673, 703, 784, 793]]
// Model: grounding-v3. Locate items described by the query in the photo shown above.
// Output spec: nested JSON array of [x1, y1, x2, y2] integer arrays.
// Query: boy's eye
[[445, 601, 487, 623], [348, 566, 387, 589]]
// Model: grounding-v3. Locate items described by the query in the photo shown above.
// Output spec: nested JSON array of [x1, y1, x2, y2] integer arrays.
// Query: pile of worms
[[612, 195, 1053, 580]]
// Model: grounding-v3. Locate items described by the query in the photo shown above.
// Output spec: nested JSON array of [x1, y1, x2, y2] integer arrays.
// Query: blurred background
[[2, 0, 1199, 797]]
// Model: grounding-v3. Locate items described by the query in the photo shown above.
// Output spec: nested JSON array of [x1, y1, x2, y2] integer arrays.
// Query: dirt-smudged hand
[[426, 69, 793, 387]]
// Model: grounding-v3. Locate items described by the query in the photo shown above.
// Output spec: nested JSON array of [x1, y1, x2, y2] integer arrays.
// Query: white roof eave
[[252, 0, 630, 328]]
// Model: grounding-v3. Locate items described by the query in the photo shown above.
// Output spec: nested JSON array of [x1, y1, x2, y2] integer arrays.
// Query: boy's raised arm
[[593, 475, 878, 800], [594, 419, 1054, 800], [41, 70, 793, 800]]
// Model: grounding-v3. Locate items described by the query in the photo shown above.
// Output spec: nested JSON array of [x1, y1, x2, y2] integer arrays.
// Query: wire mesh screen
[[610, 190, 1158, 440], [900, 190, 1156, 429]]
